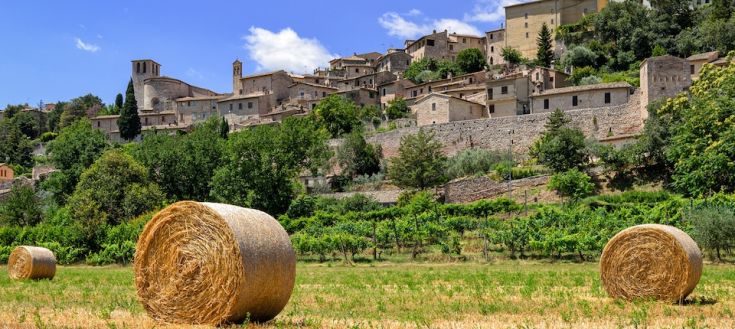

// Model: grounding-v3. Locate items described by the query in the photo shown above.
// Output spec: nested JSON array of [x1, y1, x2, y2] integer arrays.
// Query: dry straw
[[600, 224, 703, 302], [7, 246, 57, 280], [134, 201, 296, 325]]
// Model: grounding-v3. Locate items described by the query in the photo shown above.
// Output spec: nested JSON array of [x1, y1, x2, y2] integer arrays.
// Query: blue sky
[[0, 0, 520, 107]]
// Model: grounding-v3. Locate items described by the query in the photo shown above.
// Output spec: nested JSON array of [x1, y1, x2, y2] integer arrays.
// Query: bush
[[688, 205, 735, 261], [548, 169, 595, 203], [446, 148, 509, 180]]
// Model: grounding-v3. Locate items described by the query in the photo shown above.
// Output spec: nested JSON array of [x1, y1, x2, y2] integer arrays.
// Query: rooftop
[[687, 51, 719, 62], [532, 82, 633, 96], [414, 92, 484, 107]]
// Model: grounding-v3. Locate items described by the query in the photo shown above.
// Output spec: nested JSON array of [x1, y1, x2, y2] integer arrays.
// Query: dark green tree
[[311, 95, 360, 138], [118, 79, 141, 141], [536, 22, 554, 67], [337, 131, 382, 179], [0, 184, 42, 226], [47, 102, 65, 132], [388, 129, 448, 189], [501, 47, 524, 65], [0, 120, 34, 167], [385, 97, 410, 120], [220, 116, 229, 139], [59, 94, 104, 128], [530, 109, 589, 172], [115, 93, 124, 110], [547, 168, 595, 204], [455, 48, 487, 73]]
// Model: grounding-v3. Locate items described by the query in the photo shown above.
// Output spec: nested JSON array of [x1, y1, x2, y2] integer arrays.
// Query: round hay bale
[[134, 201, 296, 325], [600, 224, 703, 302], [7, 246, 56, 280]]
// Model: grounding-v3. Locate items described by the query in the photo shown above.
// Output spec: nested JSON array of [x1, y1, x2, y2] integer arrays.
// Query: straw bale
[[8, 246, 56, 280]]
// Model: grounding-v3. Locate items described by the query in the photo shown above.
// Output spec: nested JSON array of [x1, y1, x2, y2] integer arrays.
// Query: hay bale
[[134, 201, 296, 325], [7, 246, 56, 280], [600, 224, 703, 302]]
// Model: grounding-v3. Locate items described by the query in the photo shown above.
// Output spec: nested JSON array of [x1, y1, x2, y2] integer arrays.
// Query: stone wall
[[444, 175, 549, 203], [366, 92, 643, 159]]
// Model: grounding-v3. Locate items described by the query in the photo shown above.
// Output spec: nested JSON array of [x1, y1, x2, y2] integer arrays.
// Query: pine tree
[[115, 93, 123, 110], [220, 116, 229, 139], [117, 79, 141, 141], [536, 23, 554, 68]]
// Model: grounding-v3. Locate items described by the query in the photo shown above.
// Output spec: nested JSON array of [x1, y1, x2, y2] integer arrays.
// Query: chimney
[[433, 29, 436, 34]]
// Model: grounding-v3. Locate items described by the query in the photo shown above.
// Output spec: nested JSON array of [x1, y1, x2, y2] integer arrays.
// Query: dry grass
[[601, 224, 703, 302], [0, 261, 733, 328]]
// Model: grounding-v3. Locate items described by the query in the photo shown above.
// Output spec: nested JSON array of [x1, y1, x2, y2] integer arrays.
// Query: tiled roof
[[687, 51, 719, 62], [532, 82, 633, 96]]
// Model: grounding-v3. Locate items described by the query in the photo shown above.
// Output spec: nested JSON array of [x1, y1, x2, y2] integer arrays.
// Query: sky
[[0, 0, 525, 107]]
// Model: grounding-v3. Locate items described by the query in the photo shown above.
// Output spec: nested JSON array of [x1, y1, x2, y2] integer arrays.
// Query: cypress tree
[[220, 116, 229, 139], [118, 79, 141, 141], [115, 93, 123, 110], [536, 23, 554, 68]]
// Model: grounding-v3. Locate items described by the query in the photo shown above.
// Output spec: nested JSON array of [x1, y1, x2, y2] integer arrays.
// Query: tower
[[131, 59, 161, 111], [233, 59, 243, 95]]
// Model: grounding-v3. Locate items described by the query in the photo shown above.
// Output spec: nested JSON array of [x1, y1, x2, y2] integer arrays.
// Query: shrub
[[446, 148, 509, 180], [688, 205, 735, 261], [548, 169, 595, 203]]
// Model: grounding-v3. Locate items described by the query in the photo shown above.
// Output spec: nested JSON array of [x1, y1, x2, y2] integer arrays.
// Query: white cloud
[[406, 9, 422, 16], [464, 0, 529, 23], [378, 13, 482, 40], [75, 38, 100, 53], [186, 68, 204, 80], [244, 27, 338, 73]]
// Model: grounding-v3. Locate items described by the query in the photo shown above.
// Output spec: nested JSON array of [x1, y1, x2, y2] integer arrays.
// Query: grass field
[[1, 262, 734, 328]]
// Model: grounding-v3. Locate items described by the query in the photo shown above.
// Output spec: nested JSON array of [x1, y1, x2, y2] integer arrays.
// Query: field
[[1, 262, 734, 329]]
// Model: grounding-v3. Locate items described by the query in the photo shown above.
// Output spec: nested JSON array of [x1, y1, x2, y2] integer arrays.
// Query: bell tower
[[233, 59, 243, 95], [131, 59, 161, 111]]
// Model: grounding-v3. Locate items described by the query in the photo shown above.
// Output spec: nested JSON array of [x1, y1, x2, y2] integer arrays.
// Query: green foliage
[[501, 47, 524, 65], [389, 129, 447, 190], [651, 44, 667, 56], [130, 116, 225, 201], [46, 102, 64, 132], [0, 184, 42, 226], [114, 93, 123, 110], [404, 58, 462, 84], [568, 66, 598, 85], [312, 95, 360, 138], [0, 119, 34, 167], [385, 97, 410, 120], [548, 169, 595, 203], [530, 109, 589, 172], [11, 111, 43, 139], [445, 148, 510, 180], [39, 131, 57, 142], [536, 23, 554, 68], [455, 48, 487, 73], [59, 94, 103, 128], [561, 45, 597, 69], [337, 131, 382, 179], [118, 79, 141, 141], [688, 205, 735, 261], [46, 119, 108, 201]]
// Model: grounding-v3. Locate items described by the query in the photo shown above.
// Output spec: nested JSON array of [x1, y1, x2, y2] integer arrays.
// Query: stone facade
[[334, 88, 379, 107], [175, 96, 224, 125], [0, 164, 13, 182], [486, 29, 506, 66], [92, 112, 178, 142], [368, 95, 643, 159], [235, 70, 292, 105], [487, 74, 532, 117], [405, 30, 486, 61], [687, 51, 719, 80], [411, 93, 487, 126], [639, 55, 691, 120], [288, 82, 338, 110], [530, 82, 633, 114], [131, 59, 217, 113], [376, 50, 412, 74], [444, 175, 549, 204]]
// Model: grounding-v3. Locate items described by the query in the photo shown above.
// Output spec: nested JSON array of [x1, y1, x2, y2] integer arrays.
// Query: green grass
[[0, 262, 734, 328]]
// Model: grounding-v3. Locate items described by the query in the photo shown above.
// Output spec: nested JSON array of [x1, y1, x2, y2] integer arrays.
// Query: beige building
[[288, 81, 338, 110], [405, 30, 486, 61], [505, 0, 599, 59], [0, 164, 13, 182], [131, 59, 219, 113], [376, 50, 413, 75], [486, 28, 506, 66], [338, 71, 397, 91], [404, 71, 487, 100], [217, 94, 270, 121], [92, 112, 179, 142], [639, 55, 691, 119], [233, 68, 292, 105], [487, 74, 532, 117], [530, 82, 633, 113], [334, 88, 379, 107], [411, 93, 487, 126], [687, 51, 719, 80], [378, 79, 415, 109], [175, 95, 226, 125]]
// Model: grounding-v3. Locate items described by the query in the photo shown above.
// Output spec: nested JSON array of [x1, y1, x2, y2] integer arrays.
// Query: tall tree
[[501, 47, 524, 66], [115, 93, 124, 110], [530, 109, 589, 173], [118, 79, 141, 141], [337, 131, 383, 179], [311, 95, 360, 138], [455, 48, 487, 73], [536, 22, 554, 68], [388, 129, 448, 190]]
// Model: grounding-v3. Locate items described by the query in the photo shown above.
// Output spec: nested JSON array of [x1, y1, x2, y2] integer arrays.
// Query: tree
[[530, 109, 589, 172], [115, 93, 124, 110], [547, 168, 594, 203], [0, 120, 34, 167], [385, 98, 410, 120], [118, 79, 141, 141], [455, 48, 487, 73], [0, 184, 42, 226], [68, 150, 164, 246], [688, 205, 735, 261], [59, 94, 104, 128], [404, 57, 462, 84], [501, 47, 524, 65], [389, 129, 448, 189], [311, 95, 360, 138], [11, 111, 42, 139], [131, 116, 225, 201], [46, 119, 109, 200], [536, 23, 554, 68], [337, 131, 382, 179], [47, 102, 65, 132], [220, 116, 229, 139], [561, 45, 598, 69]]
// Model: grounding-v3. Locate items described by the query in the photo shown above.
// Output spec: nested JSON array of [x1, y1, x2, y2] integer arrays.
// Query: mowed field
[[0, 262, 734, 329]]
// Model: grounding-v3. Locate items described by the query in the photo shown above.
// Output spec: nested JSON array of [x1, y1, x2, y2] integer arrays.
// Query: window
[[469, 78, 474, 83], [551, 19, 554, 24], [526, 32, 529, 38], [322, 92, 327, 97], [501, 86, 508, 94], [691, 65, 695, 75], [143, 62, 147, 73], [316, 79, 320, 84], [248, 102, 253, 109], [544, 99, 549, 109], [407, 60, 410, 65], [239, 89, 243, 95], [97, 121, 100, 127], [604, 92, 611, 104], [420, 88, 424, 94], [428, 86, 432, 92], [462, 38, 467, 43], [490, 57, 494, 65], [187, 101, 191, 106], [488, 88, 494, 100], [525, 13, 528, 19], [572, 95, 578, 106], [355, 68, 359, 73], [312, 104, 316, 109], [369, 92, 375, 99], [144, 117, 149, 125], [300, 91, 305, 97], [136, 62, 140, 73], [229, 104, 233, 111], [525, 22, 528, 28], [490, 33, 494, 40], [238, 103, 243, 110], [161, 116, 165, 123], [413, 90, 418, 97], [382, 88, 386, 96], [432, 103, 436, 111], [427, 39, 435, 46], [550, 77, 554, 82], [489, 105, 495, 113], [449, 44, 454, 51], [491, 46, 494, 53]]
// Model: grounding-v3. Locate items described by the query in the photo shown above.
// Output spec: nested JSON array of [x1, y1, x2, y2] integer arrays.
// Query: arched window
[[136, 62, 140, 73]]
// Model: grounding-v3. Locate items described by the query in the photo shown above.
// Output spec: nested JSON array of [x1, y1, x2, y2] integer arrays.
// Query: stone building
[[639, 55, 692, 119], [376, 50, 413, 75], [131, 59, 219, 113], [338, 71, 397, 91], [487, 73, 532, 117], [530, 82, 634, 114], [504, 0, 599, 59], [411, 93, 487, 126], [378, 79, 415, 109], [0, 164, 13, 182], [486, 28, 506, 66], [333, 88, 379, 107], [175, 95, 226, 125], [404, 71, 487, 100], [92, 111, 179, 142], [288, 81, 338, 110], [687, 51, 719, 80], [405, 30, 486, 61], [232, 68, 292, 105]]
